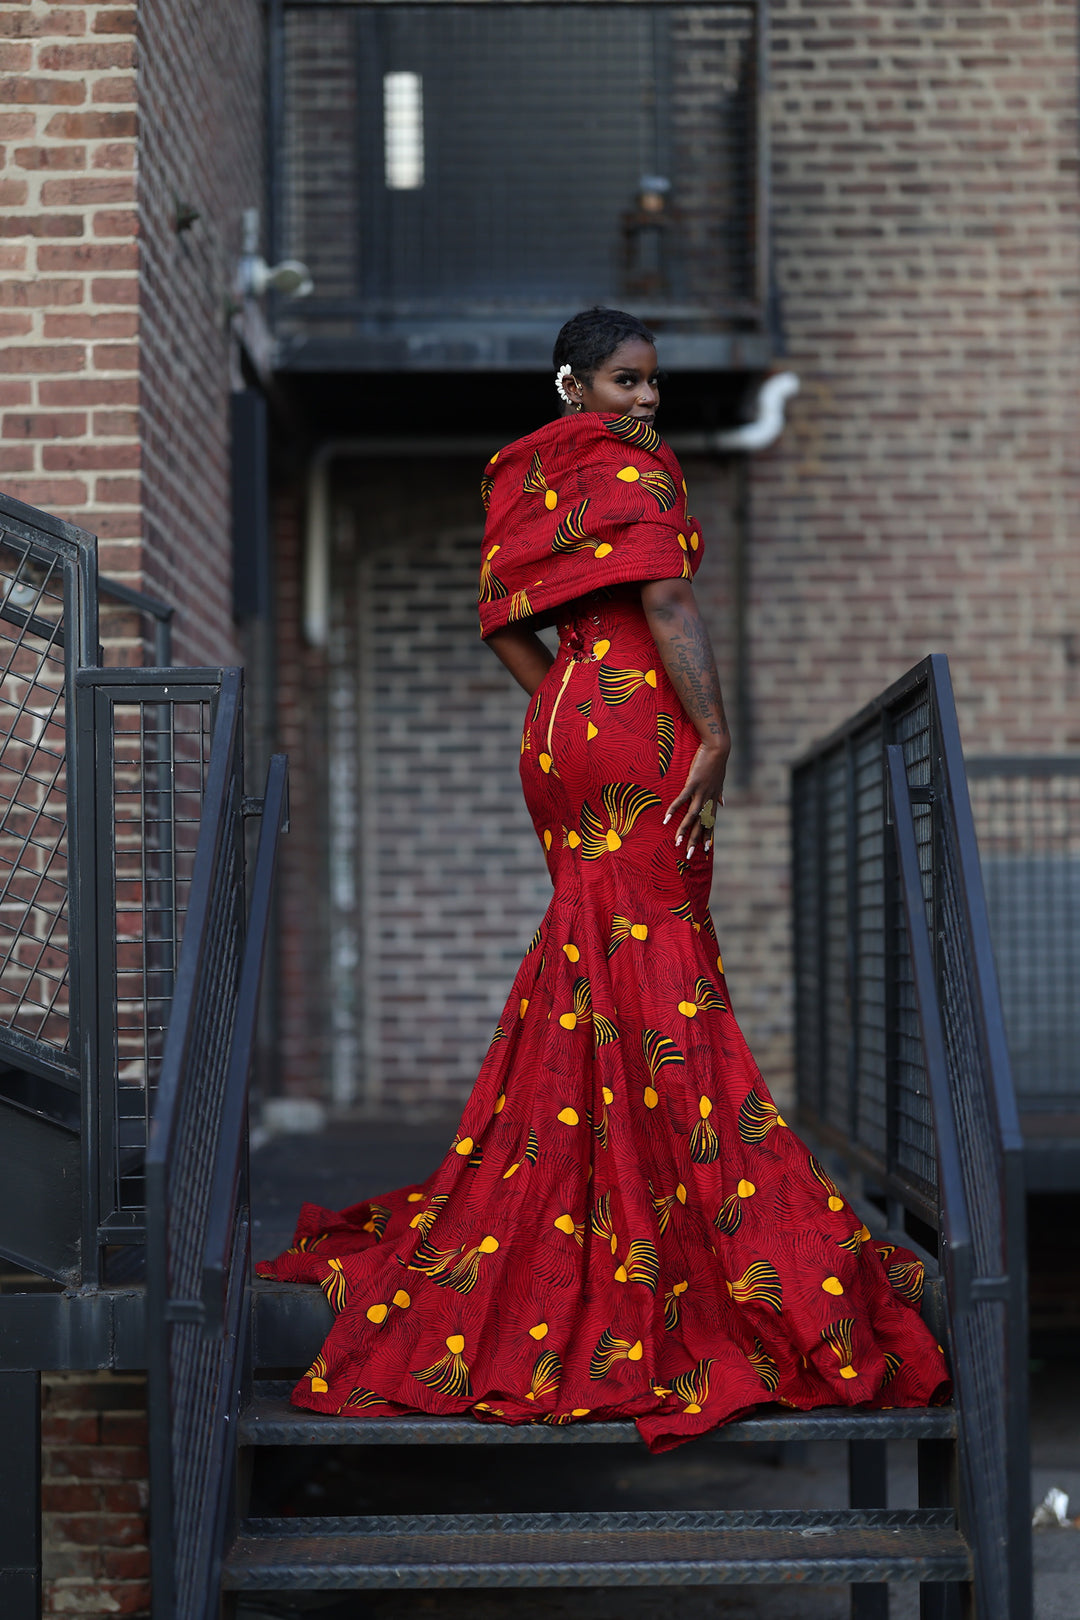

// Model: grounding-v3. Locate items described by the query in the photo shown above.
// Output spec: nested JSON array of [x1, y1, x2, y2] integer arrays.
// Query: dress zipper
[[545, 659, 576, 766]]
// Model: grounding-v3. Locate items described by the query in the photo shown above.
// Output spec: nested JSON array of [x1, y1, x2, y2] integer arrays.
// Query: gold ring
[[699, 799, 716, 830]]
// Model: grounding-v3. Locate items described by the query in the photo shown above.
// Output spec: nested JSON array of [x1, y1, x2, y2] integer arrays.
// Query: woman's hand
[[664, 740, 729, 858]]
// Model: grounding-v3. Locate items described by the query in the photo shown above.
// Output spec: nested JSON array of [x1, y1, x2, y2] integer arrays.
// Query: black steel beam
[[0, 1291, 145, 1371], [0, 1372, 40, 1620], [849, 1440, 888, 1620]]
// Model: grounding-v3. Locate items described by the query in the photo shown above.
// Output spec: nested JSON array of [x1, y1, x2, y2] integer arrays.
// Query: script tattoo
[[648, 596, 730, 745]]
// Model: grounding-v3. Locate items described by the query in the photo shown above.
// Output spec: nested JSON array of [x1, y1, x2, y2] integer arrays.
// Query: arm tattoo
[[649, 598, 730, 745]]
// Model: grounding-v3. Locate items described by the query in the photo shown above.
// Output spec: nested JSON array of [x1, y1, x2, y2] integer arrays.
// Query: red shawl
[[478, 412, 703, 638]]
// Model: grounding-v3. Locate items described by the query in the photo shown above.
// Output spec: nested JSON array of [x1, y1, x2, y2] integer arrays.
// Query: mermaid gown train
[[257, 587, 948, 1453]]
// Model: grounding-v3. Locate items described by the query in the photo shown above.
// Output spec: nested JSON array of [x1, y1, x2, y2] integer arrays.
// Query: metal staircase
[[199, 659, 1028, 1618], [0, 492, 1029, 1617], [223, 1331, 970, 1598]]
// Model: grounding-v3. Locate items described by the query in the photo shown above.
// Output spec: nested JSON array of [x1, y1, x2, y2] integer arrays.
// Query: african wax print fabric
[[258, 424, 949, 1452], [478, 412, 701, 638]]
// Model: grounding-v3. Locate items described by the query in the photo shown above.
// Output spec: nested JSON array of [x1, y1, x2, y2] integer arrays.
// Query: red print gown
[[258, 410, 948, 1451]]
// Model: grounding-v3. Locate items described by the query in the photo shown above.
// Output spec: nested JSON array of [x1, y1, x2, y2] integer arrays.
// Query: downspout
[[303, 435, 522, 647], [301, 376, 800, 652]]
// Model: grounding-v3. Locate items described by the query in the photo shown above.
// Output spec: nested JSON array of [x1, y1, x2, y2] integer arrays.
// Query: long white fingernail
[[674, 835, 682, 847], [688, 845, 696, 859], [663, 813, 671, 825]]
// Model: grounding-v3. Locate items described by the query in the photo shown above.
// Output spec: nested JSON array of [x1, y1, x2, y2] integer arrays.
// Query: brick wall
[[0, 4, 264, 1610], [274, 483, 332, 1105], [41, 1373, 149, 1618], [0, 0, 262, 663], [729, 0, 1080, 1097], [0, 0, 141, 656], [136, 0, 262, 664], [272, 0, 1080, 1116]]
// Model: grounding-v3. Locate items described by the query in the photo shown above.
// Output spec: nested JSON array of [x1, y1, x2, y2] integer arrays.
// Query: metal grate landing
[[224, 1508, 971, 1590], [241, 1383, 957, 1447]]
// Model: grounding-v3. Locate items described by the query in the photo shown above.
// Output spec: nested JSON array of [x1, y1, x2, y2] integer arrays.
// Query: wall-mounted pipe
[[713, 371, 799, 453], [301, 387, 800, 647], [304, 437, 511, 647]]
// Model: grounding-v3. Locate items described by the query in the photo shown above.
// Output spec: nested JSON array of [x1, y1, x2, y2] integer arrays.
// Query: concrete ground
[[248, 1125, 1080, 1620]]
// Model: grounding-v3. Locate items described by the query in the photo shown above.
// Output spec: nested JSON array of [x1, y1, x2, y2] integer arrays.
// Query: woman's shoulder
[[484, 413, 679, 480]]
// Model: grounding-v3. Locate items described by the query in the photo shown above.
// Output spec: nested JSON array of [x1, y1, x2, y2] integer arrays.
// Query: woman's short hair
[[552, 307, 655, 383]]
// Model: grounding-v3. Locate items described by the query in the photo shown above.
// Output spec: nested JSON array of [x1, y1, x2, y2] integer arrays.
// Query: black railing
[[99, 574, 174, 666], [0, 491, 277, 1295], [792, 655, 1030, 1620], [967, 756, 1080, 1115], [146, 683, 288, 1620]]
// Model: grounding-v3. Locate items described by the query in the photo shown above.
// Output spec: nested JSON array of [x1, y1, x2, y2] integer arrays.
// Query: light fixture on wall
[[384, 71, 424, 190], [236, 207, 314, 300]]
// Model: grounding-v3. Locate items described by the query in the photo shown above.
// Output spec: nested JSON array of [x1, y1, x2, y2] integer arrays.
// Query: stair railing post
[[0, 1371, 40, 1620]]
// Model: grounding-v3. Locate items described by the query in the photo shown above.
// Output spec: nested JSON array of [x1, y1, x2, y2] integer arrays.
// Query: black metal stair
[[223, 1509, 971, 1592], [152, 654, 1032, 1615], [226, 1275, 970, 1608], [241, 1380, 958, 1448]]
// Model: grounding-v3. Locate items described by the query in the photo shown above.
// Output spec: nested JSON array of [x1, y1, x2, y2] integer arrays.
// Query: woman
[[258, 307, 947, 1452]]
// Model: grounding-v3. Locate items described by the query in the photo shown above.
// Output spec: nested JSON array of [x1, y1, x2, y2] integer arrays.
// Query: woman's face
[[565, 339, 660, 423]]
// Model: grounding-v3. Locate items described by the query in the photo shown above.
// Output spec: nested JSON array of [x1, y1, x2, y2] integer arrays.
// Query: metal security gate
[[271, 0, 768, 369]]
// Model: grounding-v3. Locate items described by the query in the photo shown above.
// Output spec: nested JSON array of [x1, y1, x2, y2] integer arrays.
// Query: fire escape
[[0, 2, 1035, 1617]]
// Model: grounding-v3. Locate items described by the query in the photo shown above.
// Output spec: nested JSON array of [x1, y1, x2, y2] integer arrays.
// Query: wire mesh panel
[[0, 512, 95, 1069], [967, 760, 1080, 1109], [81, 677, 223, 1235], [0, 496, 97, 1283], [275, 1, 763, 367], [146, 672, 260, 1620], [0, 541, 72, 1052]]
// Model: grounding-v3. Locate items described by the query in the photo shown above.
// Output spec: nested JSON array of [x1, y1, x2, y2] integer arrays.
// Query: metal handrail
[[792, 655, 1031, 1620], [886, 746, 974, 1310], [146, 671, 245, 1620], [203, 752, 289, 1327], [146, 708, 289, 1620]]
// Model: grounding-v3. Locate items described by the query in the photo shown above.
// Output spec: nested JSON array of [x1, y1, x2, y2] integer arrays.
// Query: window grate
[[273, 2, 765, 368]]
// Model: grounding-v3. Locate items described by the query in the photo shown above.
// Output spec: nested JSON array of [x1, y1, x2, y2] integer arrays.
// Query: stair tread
[[241, 1387, 957, 1446], [224, 1509, 971, 1589]]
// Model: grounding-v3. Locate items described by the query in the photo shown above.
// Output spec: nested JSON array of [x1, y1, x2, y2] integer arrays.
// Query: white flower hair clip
[[555, 363, 575, 405]]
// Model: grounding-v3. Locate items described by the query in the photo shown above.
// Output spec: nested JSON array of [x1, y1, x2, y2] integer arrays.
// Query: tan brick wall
[[724, 0, 1080, 1101]]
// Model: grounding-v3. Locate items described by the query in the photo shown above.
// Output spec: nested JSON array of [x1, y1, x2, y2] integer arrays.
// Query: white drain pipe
[[301, 386, 801, 646], [713, 371, 800, 453]]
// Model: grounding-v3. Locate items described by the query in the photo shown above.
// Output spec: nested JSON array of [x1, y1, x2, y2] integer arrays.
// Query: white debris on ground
[[1033, 1488, 1074, 1529]]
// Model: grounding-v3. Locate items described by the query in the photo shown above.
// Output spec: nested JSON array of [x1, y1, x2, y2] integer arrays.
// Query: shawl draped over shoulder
[[477, 412, 703, 639]]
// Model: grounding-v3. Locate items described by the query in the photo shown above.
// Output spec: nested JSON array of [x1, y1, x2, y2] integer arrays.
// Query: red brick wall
[[136, 0, 262, 664], [0, 0, 262, 663], [41, 1373, 149, 1618], [0, 0, 141, 637]]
